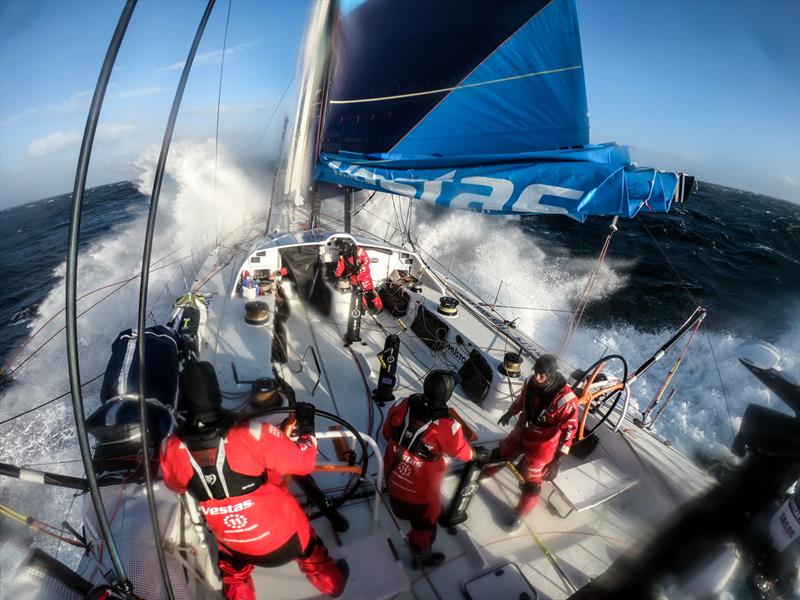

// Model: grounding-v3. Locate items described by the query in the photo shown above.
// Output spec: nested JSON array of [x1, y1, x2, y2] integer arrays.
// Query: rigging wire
[[56, 491, 82, 561], [636, 216, 737, 440], [212, 0, 232, 246], [0, 245, 210, 381], [64, 1, 137, 595], [352, 190, 377, 216], [135, 3, 218, 598], [0, 372, 104, 427], [257, 74, 296, 147]]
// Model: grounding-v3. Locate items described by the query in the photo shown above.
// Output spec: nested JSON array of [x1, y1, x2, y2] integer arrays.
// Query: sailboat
[[3, 0, 798, 599]]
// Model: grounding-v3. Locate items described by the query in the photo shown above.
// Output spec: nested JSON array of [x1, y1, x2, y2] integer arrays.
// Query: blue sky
[[0, 0, 798, 207]]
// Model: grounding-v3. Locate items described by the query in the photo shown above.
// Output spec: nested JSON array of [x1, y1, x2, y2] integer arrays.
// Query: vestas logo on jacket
[[200, 498, 255, 516]]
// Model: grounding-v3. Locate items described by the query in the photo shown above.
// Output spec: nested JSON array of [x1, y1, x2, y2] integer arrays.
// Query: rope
[[645, 318, 703, 418], [557, 217, 617, 357], [352, 191, 377, 216], [0, 502, 86, 548]]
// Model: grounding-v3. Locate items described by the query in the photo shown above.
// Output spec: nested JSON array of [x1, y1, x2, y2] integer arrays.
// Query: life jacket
[[389, 394, 450, 463], [182, 425, 265, 501]]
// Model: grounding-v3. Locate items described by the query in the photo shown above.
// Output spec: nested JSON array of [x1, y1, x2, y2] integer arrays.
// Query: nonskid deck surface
[[189, 236, 714, 599]]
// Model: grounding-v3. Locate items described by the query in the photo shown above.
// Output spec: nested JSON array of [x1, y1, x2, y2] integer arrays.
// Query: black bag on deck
[[458, 349, 493, 406], [378, 284, 409, 317], [88, 325, 179, 445]]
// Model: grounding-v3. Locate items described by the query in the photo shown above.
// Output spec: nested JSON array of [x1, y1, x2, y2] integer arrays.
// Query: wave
[[0, 140, 270, 572]]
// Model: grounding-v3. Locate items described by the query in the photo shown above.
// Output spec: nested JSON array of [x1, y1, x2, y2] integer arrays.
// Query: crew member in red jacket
[[382, 370, 486, 567], [160, 362, 348, 600], [335, 240, 383, 312], [483, 354, 579, 531]]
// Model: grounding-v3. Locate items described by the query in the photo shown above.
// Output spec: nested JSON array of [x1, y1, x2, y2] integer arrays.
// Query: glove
[[471, 445, 490, 464], [497, 412, 513, 427], [294, 402, 316, 437], [544, 457, 562, 481]]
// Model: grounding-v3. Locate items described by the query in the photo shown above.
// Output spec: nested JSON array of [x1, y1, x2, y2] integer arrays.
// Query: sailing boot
[[296, 535, 349, 598], [218, 557, 256, 600], [409, 528, 445, 569], [410, 548, 446, 569], [506, 487, 541, 533]]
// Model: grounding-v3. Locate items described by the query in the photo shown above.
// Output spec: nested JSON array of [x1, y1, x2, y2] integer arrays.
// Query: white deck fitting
[[156, 230, 716, 600], [548, 457, 638, 516]]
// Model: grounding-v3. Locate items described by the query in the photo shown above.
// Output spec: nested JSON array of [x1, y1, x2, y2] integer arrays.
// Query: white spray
[[0, 140, 269, 580]]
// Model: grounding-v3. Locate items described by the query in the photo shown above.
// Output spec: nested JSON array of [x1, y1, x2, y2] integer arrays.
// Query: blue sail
[[316, 0, 681, 221]]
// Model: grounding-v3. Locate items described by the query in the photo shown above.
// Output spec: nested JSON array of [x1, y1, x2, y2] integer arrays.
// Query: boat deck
[[189, 235, 714, 599]]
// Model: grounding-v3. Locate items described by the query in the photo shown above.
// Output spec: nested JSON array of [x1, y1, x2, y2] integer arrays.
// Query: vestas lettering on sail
[[321, 159, 584, 216]]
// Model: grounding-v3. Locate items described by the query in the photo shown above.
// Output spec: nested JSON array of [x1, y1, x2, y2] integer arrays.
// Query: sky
[[0, 0, 798, 208]]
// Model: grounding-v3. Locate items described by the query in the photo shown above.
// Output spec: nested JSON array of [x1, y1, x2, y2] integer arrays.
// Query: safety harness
[[183, 432, 265, 501], [522, 376, 564, 428], [390, 394, 450, 463]]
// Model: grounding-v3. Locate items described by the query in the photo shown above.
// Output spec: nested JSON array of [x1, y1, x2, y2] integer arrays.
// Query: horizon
[[1, 0, 798, 208], [3, 176, 794, 215]]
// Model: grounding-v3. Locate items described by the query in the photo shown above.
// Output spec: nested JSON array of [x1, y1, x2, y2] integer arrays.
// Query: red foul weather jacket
[[500, 378, 579, 482], [335, 247, 375, 291], [382, 397, 474, 519], [161, 421, 316, 557]]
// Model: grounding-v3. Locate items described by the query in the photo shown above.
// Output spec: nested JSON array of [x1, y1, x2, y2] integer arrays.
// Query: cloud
[[26, 122, 135, 158], [780, 173, 799, 188], [159, 39, 262, 72], [26, 131, 81, 158], [5, 89, 93, 124], [97, 122, 136, 138], [112, 86, 169, 99]]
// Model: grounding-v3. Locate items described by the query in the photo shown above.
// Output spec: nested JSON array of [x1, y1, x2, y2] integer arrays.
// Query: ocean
[[0, 162, 798, 576]]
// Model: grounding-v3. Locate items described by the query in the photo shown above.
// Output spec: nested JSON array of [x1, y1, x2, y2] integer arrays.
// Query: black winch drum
[[438, 296, 460, 317], [244, 301, 270, 325], [251, 377, 282, 408], [499, 352, 523, 377]]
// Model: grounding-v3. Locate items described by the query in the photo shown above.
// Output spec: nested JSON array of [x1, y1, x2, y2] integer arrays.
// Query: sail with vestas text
[[314, 0, 682, 221]]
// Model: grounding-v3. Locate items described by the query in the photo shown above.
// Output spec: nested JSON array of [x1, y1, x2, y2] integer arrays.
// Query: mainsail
[[314, 0, 683, 221]]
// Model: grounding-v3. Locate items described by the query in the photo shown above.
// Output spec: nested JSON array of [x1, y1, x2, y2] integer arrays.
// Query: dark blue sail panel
[[315, 146, 679, 222], [323, 0, 559, 155], [392, 0, 588, 156]]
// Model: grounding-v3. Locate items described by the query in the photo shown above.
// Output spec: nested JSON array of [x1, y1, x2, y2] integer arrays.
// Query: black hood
[[410, 370, 459, 422], [534, 354, 558, 380], [180, 361, 223, 426], [528, 371, 567, 410], [423, 370, 458, 405]]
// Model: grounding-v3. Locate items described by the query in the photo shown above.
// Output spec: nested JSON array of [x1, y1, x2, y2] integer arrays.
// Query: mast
[[283, 0, 336, 218]]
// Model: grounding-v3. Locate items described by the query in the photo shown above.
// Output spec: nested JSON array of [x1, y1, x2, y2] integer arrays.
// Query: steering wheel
[[573, 354, 629, 440], [238, 407, 369, 517]]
